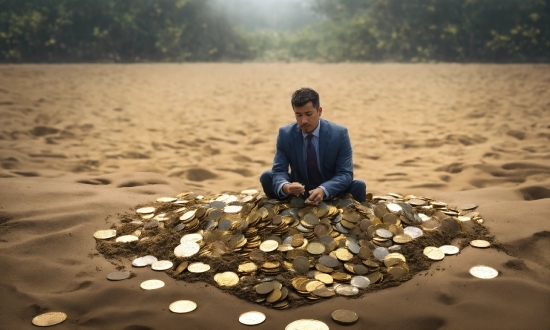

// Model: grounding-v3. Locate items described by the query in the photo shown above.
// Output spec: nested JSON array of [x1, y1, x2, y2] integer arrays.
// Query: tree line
[[1, 0, 548, 63]]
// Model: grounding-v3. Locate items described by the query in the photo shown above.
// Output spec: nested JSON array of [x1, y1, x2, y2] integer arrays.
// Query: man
[[260, 87, 366, 205]]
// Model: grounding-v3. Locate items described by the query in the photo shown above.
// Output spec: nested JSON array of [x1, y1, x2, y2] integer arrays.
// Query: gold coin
[[239, 311, 266, 325], [457, 216, 471, 222], [306, 242, 326, 255], [156, 197, 177, 203], [32, 312, 67, 327], [187, 262, 210, 273], [115, 235, 138, 243], [259, 240, 279, 252], [174, 261, 189, 275], [331, 309, 358, 325], [136, 206, 155, 214], [180, 233, 203, 243], [470, 240, 491, 248], [238, 262, 258, 273], [469, 265, 498, 279], [423, 246, 445, 261], [93, 229, 116, 240], [335, 248, 353, 261], [140, 279, 165, 290], [224, 205, 242, 214], [215, 271, 239, 287], [180, 210, 196, 222], [169, 300, 197, 313], [285, 319, 329, 330], [266, 288, 282, 302], [241, 189, 259, 195], [305, 280, 325, 292], [387, 265, 409, 278], [293, 256, 310, 274], [314, 273, 333, 284], [393, 234, 413, 244]]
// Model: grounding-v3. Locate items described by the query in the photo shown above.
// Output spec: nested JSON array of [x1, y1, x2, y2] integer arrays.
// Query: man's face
[[294, 101, 322, 134]]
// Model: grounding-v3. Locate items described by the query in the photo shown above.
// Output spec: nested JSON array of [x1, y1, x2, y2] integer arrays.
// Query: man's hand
[[305, 187, 325, 206], [283, 182, 305, 196]]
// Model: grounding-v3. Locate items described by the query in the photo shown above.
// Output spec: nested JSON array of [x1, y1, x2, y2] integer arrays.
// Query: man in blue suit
[[260, 87, 366, 205]]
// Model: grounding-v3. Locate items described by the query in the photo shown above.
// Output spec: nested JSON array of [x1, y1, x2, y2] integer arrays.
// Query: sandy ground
[[0, 63, 549, 329]]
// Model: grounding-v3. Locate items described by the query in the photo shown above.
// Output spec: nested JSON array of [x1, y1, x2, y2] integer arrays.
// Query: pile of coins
[[95, 190, 494, 308]]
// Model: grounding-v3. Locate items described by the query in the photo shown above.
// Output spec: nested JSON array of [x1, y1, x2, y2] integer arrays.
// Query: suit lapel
[[318, 119, 330, 179]]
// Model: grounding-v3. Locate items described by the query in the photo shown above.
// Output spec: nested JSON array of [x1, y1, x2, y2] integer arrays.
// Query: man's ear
[[318, 107, 323, 117]]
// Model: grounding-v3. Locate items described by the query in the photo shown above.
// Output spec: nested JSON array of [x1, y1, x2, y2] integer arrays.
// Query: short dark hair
[[291, 87, 320, 109]]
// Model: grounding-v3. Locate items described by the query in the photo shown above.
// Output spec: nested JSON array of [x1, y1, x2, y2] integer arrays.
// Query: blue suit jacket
[[272, 118, 354, 198]]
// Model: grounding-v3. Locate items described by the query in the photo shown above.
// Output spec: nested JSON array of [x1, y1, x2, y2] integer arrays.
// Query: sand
[[0, 63, 549, 329]]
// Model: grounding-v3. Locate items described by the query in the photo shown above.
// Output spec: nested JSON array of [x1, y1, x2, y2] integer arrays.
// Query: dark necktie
[[306, 134, 322, 189]]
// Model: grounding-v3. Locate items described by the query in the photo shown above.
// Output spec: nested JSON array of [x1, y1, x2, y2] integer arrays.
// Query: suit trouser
[[259, 170, 367, 202]]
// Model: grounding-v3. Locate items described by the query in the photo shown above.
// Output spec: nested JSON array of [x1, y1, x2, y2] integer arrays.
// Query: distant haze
[[209, 0, 319, 31]]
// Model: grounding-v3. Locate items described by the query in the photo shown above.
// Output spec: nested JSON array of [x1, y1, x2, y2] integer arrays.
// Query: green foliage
[[0, 0, 252, 62], [0, 0, 548, 62]]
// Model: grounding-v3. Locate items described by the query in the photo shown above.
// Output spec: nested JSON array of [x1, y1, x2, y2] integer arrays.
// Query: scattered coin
[[459, 203, 477, 211], [107, 271, 131, 281], [151, 260, 173, 271], [136, 206, 155, 214], [335, 284, 359, 296], [423, 246, 445, 261], [286, 319, 329, 330], [32, 312, 67, 327], [239, 311, 266, 325], [157, 197, 177, 203], [140, 279, 165, 290], [169, 300, 197, 313], [132, 255, 158, 267], [470, 240, 491, 248], [93, 229, 116, 240], [331, 309, 358, 325], [439, 245, 460, 255], [470, 265, 498, 279], [115, 235, 138, 243]]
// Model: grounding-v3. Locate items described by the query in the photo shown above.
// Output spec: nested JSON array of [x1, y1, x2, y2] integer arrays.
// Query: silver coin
[[403, 226, 423, 239], [239, 311, 266, 325], [470, 265, 498, 279], [132, 255, 158, 267], [174, 242, 200, 258], [373, 247, 389, 261], [140, 279, 165, 290], [151, 260, 173, 271], [107, 271, 131, 281], [376, 228, 393, 238], [169, 300, 197, 313], [386, 203, 402, 213], [181, 233, 203, 244], [335, 284, 359, 296], [350, 276, 370, 288], [439, 245, 460, 255]]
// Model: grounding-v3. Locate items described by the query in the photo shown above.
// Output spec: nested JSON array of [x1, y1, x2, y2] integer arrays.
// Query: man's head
[[291, 87, 322, 134]]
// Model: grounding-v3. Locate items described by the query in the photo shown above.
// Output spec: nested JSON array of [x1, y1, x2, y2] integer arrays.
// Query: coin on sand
[[136, 206, 155, 214], [32, 312, 67, 327], [459, 203, 477, 211], [93, 229, 116, 239], [286, 319, 329, 330], [259, 240, 279, 252], [116, 235, 138, 243], [214, 271, 239, 287], [335, 284, 359, 296], [331, 309, 359, 325], [151, 260, 173, 271], [423, 246, 445, 261], [239, 311, 266, 325], [439, 245, 460, 255], [169, 300, 197, 313], [470, 240, 491, 248], [174, 241, 200, 258], [132, 255, 158, 267], [107, 271, 131, 281], [140, 279, 164, 290], [470, 265, 498, 279]]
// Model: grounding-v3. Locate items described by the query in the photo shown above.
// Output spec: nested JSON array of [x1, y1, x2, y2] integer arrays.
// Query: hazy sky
[[209, 0, 319, 31]]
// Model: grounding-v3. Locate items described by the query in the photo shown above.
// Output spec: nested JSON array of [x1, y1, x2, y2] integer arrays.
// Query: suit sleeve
[[271, 128, 291, 198], [322, 128, 353, 197]]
